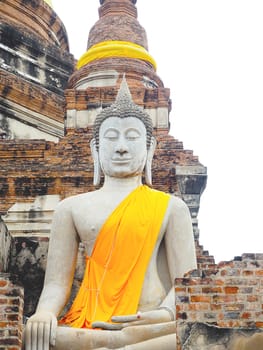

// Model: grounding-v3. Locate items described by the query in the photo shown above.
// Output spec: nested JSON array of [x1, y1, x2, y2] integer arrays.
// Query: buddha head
[[91, 77, 156, 186]]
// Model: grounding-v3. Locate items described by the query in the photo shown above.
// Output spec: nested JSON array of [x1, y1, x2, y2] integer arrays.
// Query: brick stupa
[[2, 1, 262, 349], [0, 0, 208, 319]]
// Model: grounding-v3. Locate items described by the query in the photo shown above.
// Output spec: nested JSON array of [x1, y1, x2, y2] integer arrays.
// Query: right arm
[[24, 198, 80, 349]]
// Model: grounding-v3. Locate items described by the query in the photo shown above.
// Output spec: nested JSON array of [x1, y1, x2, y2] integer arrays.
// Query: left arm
[[158, 195, 197, 317], [165, 195, 197, 279]]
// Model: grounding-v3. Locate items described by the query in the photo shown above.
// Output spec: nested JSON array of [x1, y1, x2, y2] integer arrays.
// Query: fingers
[[43, 322, 50, 350], [92, 312, 146, 331], [92, 321, 124, 330], [50, 316, 57, 346], [92, 319, 145, 331], [25, 322, 32, 350], [31, 322, 45, 350], [25, 322, 44, 350], [111, 314, 139, 323], [37, 323, 44, 350], [111, 312, 145, 327], [25, 320, 55, 350]]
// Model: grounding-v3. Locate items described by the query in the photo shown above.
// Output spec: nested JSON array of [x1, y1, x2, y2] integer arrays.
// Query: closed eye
[[125, 129, 141, 140], [103, 129, 119, 140]]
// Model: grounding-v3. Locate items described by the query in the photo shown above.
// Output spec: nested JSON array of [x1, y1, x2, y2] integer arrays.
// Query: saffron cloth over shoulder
[[59, 185, 170, 328]]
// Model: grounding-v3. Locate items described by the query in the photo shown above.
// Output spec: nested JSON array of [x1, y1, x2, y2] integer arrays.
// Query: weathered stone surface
[[3, 195, 61, 237], [0, 217, 12, 272], [1, 0, 75, 141], [0, 21, 74, 96], [231, 333, 263, 350], [0, 71, 66, 124], [9, 236, 47, 316], [1, 0, 70, 50], [177, 322, 263, 350]]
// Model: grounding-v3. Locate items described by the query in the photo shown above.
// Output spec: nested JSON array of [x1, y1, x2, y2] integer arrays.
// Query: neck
[[102, 175, 142, 192]]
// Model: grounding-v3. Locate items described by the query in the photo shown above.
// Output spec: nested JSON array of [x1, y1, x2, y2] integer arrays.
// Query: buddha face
[[98, 117, 148, 178]]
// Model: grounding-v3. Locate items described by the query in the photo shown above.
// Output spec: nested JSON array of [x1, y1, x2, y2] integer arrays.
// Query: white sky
[[52, 0, 263, 263]]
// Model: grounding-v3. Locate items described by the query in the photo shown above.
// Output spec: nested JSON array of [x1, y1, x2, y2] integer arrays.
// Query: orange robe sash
[[60, 185, 170, 328]]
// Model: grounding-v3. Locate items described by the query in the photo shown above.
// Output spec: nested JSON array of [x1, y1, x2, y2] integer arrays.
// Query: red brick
[[0, 280, 8, 288], [188, 287, 202, 293], [190, 295, 210, 303], [241, 312, 252, 319], [224, 286, 239, 294], [215, 279, 225, 286], [242, 270, 254, 276], [175, 287, 187, 293], [211, 303, 222, 311], [189, 303, 210, 311], [248, 279, 259, 286], [212, 295, 236, 303], [224, 304, 244, 311], [247, 295, 259, 302], [202, 287, 223, 294], [239, 287, 253, 294]]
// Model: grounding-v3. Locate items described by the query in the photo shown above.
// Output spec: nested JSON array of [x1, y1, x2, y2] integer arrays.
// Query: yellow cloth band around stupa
[[77, 40, 157, 70]]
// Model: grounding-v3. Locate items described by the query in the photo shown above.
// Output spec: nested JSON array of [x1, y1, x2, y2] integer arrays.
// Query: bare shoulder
[[54, 192, 94, 213], [161, 194, 192, 235], [168, 195, 190, 215]]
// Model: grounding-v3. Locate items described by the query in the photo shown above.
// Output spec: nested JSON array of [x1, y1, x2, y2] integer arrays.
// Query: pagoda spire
[[67, 0, 164, 91], [99, 0, 137, 5], [75, 0, 156, 70], [97, 0, 138, 22], [86, 0, 146, 50]]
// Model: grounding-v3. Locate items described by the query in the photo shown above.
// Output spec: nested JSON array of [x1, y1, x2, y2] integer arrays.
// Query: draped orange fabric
[[60, 185, 170, 328]]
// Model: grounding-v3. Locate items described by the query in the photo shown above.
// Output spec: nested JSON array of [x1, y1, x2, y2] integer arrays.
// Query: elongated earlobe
[[90, 139, 101, 186], [145, 137, 156, 186]]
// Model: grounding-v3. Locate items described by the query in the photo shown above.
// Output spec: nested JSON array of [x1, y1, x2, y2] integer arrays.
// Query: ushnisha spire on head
[[93, 75, 153, 151], [115, 74, 133, 103]]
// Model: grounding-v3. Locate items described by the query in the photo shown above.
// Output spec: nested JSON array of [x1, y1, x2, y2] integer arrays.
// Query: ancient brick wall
[[196, 242, 215, 269], [1, 0, 70, 51], [0, 274, 23, 350], [0, 133, 93, 215], [0, 130, 204, 214], [1, 0, 75, 141], [175, 253, 263, 349], [0, 71, 66, 124]]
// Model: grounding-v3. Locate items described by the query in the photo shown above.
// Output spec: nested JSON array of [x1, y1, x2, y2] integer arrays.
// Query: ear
[[90, 139, 101, 186], [145, 137, 156, 186]]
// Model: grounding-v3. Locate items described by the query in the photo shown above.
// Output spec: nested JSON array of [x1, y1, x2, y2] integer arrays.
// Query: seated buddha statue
[[24, 78, 197, 350]]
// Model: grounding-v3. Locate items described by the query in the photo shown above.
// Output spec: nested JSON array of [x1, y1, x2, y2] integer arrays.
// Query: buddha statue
[[24, 78, 197, 349]]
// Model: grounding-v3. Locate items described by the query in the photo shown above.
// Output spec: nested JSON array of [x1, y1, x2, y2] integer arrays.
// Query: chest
[[71, 194, 129, 255]]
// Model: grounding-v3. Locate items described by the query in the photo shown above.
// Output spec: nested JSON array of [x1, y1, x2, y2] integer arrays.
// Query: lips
[[111, 158, 132, 164]]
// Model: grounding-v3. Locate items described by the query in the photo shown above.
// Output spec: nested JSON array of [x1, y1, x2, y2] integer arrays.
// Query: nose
[[115, 138, 128, 155], [116, 147, 128, 155]]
